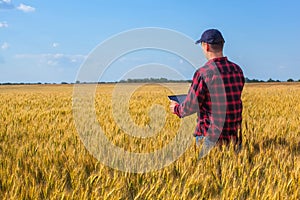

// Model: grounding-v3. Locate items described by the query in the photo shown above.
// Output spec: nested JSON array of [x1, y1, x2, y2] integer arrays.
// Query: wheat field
[[0, 83, 299, 199]]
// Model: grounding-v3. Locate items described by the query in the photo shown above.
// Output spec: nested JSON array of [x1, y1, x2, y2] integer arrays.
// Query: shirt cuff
[[174, 104, 182, 118]]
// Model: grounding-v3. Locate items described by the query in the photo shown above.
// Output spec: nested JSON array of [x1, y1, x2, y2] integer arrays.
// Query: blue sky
[[1, 0, 300, 83]]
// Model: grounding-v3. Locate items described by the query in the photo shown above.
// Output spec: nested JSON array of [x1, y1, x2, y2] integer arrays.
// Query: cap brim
[[195, 39, 202, 44]]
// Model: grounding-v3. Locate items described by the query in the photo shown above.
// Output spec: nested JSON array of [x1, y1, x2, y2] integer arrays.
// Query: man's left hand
[[169, 100, 179, 113]]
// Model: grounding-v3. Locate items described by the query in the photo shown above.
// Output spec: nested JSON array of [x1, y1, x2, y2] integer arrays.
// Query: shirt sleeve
[[174, 70, 206, 118]]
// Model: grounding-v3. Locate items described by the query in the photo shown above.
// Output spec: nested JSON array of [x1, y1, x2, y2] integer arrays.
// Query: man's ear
[[205, 43, 210, 51], [202, 42, 210, 52]]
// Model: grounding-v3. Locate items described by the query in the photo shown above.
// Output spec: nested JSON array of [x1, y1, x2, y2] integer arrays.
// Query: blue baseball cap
[[195, 29, 225, 44]]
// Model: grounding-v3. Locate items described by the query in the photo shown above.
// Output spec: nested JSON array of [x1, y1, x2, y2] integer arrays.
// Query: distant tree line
[[1, 77, 300, 85], [245, 78, 280, 83], [245, 78, 300, 83], [119, 78, 191, 83]]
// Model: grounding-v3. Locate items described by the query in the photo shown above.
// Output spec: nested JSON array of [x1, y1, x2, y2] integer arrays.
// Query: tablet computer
[[168, 94, 187, 104]]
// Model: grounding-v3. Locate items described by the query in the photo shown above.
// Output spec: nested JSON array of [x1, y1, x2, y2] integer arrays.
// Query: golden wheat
[[0, 83, 299, 199]]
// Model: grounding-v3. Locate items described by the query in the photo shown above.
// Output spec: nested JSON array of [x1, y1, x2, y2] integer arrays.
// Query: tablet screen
[[168, 94, 187, 104]]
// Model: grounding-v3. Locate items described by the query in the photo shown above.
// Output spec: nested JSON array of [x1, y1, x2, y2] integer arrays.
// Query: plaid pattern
[[174, 57, 245, 142]]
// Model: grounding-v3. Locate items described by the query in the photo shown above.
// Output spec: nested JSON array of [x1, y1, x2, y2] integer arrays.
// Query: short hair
[[208, 42, 224, 52]]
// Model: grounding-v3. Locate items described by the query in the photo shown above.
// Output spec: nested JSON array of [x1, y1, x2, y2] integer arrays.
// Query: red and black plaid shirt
[[174, 57, 245, 142]]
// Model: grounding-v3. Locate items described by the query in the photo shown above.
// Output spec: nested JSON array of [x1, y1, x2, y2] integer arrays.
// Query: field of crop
[[0, 83, 299, 199]]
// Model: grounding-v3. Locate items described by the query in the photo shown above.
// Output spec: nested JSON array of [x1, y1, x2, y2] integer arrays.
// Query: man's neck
[[206, 52, 224, 60]]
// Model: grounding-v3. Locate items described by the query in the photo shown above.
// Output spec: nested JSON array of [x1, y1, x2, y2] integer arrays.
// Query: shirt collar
[[206, 56, 228, 65]]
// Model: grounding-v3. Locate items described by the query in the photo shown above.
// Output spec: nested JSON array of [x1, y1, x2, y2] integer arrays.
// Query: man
[[170, 29, 245, 155]]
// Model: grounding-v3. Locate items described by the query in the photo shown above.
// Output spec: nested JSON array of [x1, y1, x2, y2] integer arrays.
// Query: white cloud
[[47, 60, 58, 66], [0, 21, 8, 28], [15, 53, 86, 67], [0, 0, 14, 10], [52, 43, 60, 48], [278, 65, 287, 70], [1, 42, 9, 50], [17, 3, 35, 12], [1, 1, 35, 12]]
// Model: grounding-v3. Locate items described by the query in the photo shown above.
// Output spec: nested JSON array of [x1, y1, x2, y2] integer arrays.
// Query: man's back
[[198, 57, 245, 142]]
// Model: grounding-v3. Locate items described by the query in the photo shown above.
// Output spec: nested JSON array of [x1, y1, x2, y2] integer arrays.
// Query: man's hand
[[169, 100, 179, 114]]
